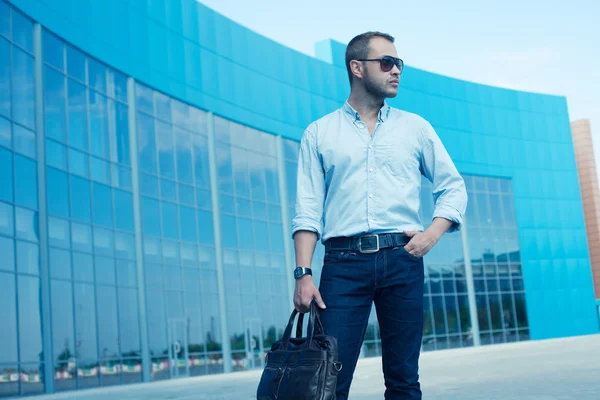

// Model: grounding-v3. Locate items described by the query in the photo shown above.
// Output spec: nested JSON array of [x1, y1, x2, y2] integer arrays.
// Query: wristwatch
[[294, 266, 312, 280]]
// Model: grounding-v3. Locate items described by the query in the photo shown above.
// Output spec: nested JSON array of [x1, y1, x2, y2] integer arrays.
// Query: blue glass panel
[[0, 116, 11, 149], [50, 280, 74, 362], [11, 9, 33, 52], [198, 210, 214, 245], [14, 154, 37, 209], [180, 243, 198, 267], [180, 206, 196, 242], [141, 197, 161, 236], [89, 91, 109, 158], [0, 201, 13, 236], [237, 218, 253, 250], [0, 38, 10, 118], [111, 70, 128, 103], [179, 184, 195, 206], [12, 47, 35, 129], [137, 112, 157, 173], [174, 127, 193, 183], [91, 157, 110, 184], [161, 202, 178, 239], [114, 232, 135, 260], [162, 240, 179, 264], [95, 256, 115, 285], [92, 183, 113, 227], [67, 79, 88, 150], [0, 272, 17, 363], [197, 188, 211, 210], [140, 173, 158, 197], [236, 198, 251, 218], [216, 142, 233, 194], [43, 30, 64, 70], [118, 288, 140, 354], [18, 276, 42, 362], [68, 148, 88, 177], [15, 207, 38, 242], [220, 214, 237, 248], [0, 146, 13, 202], [115, 103, 130, 165], [96, 285, 118, 357], [253, 221, 268, 251], [66, 44, 85, 82], [47, 216, 70, 250], [46, 167, 70, 217], [171, 99, 190, 130], [143, 236, 162, 264], [49, 248, 71, 280], [154, 91, 171, 123], [70, 222, 92, 253], [114, 189, 134, 232], [17, 240, 39, 275], [0, 1, 8, 38], [193, 135, 210, 188], [253, 201, 267, 220], [0, 236, 15, 271], [135, 83, 153, 115], [13, 124, 35, 159], [94, 227, 114, 257], [46, 138, 67, 170], [116, 259, 136, 287], [220, 194, 234, 214], [72, 251, 93, 282], [74, 282, 98, 361], [112, 164, 132, 190], [160, 179, 177, 202], [156, 121, 175, 179], [44, 66, 67, 142], [70, 176, 91, 222], [88, 58, 106, 93]]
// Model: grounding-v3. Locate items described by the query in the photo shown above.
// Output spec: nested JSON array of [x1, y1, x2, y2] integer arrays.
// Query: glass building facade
[[1, 0, 598, 397]]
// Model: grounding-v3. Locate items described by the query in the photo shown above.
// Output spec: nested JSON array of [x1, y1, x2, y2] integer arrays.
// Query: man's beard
[[363, 73, 397, 99]]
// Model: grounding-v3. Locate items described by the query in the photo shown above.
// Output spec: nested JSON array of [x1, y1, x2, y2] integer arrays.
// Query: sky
[[199, 0, 600, 180]]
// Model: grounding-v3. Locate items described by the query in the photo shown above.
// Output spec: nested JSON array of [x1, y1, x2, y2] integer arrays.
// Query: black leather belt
[[324, 233, 410, 254]]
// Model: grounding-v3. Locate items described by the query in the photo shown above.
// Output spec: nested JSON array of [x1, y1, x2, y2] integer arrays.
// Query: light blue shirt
[[291, 101, 468, 243]]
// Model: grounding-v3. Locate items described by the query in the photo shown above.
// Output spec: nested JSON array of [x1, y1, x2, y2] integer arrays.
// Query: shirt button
[[369, 168, 374, 172], [368, 145, 373, 149], [369, 194, 373, 198]]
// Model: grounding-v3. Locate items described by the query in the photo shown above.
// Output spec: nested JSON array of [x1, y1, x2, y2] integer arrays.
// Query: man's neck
[[347, 91, 384, 122]]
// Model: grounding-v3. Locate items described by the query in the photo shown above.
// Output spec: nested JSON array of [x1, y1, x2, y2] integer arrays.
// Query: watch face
[[294, 268, 302, 279]]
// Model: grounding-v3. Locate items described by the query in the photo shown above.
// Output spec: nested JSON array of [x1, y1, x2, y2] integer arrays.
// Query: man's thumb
[[314, 293, 326, 309], [404, 230, 418, 237]]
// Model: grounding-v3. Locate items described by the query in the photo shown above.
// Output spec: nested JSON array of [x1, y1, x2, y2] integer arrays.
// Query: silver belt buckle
[[358, 235, 380, 254]]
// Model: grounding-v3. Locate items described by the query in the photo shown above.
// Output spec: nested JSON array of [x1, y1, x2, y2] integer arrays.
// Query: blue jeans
[[318, 245, 424, 399]]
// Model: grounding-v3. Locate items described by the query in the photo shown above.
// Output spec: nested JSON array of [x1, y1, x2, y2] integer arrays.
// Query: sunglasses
[[357, 56, 404, 73]]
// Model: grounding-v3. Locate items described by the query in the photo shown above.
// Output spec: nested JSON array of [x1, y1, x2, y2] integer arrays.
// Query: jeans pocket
[[323, 250, 353, 264], [398, 245, 423, 261]]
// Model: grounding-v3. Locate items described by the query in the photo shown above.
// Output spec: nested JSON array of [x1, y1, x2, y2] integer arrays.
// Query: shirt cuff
[[291, 217, 322, 241], [432, 205, 463, 233]]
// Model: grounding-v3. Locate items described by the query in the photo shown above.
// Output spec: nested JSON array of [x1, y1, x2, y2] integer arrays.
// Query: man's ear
[[349, 60, 364, 81]]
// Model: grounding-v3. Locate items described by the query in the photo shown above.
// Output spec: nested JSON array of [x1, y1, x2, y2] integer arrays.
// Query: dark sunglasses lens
[[380, 57, 395, 72]]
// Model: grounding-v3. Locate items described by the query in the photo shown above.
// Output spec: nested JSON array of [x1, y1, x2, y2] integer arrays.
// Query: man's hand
[[403, 230, 440, 258], [294, 275, 326, 313]]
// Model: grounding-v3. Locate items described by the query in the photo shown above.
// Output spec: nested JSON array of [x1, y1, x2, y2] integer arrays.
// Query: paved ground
[[30, 334, 600, 399]]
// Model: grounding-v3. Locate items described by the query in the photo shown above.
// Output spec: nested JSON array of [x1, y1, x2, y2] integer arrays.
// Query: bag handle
[[282, 300, 324, 347]]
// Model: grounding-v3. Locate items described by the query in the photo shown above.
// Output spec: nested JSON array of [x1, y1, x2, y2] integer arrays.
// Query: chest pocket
[[384, 147, 421, 179]]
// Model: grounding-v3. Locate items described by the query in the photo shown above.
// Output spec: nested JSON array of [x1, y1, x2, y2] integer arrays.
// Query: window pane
[[115, 232, 135, 260], [116, 259, 136, 287], [0, 236, 15, 271], [112, 164, 132, 190], [18, 276, 42, 362], [44, 65, 67, 142], [66, 44, 85, 82], [161, 202, 178, 239], [0, 146, 13, 202], [198, 210, 214, 244], [12, 47, 35, 129], [68, 148, 89, 177], [114, 189, 134, 232], [49, 248, 71, 280], [0, 272, 17, 364], [92, 183, 113, 227], [12, 9, 33, 52], [14, 154, 37, 209], [140, 173, 158, 197], [109, 69, 128, 103], [119, 288, 140, 355], [47, 167, 70, 217], [193, 135, 210, 188], [135, 83, 153, 115], [180, 206, 196, 242], [97, 286, 119, 358], [48, 216, 70, 249], [51, 280, 75, 364], [216, 142, 233, 194], [15, 207, 38, 241], [0, 38, 10, 119], [43, 30, 64, 70], [46, 138, 67, 170], [91, 157, 110, 184], [17, 240, 39, 275], [89, 91, 109, 158], [154, 91, 171, 123], [72, 251, 93, 282], [70, 176, 91, 222], [13, 124, 36, 159], [0, 1, 8, 38], [95, 256, 115, 286], [94, 227, 114, 257], [146, 289, 166, 355], [160, 179, 177, 202], [115, 103, 130, 165], [141, 197, 160, 236], [67, 79, 88, 150], [137, 113, 156, 173], [156, 121, 175, 179], [175, 127, 193, 183], [74, 283, 98, 362], [88, 58, 107, 94], [0, 201, 13, 236], [178, 184, 195, 206]]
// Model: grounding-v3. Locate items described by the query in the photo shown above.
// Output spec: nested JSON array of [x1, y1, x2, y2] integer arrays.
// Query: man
[[291, 31, 468, 399]]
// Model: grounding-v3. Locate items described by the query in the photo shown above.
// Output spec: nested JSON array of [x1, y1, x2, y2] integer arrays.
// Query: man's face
[[362, 37, 401, 99]]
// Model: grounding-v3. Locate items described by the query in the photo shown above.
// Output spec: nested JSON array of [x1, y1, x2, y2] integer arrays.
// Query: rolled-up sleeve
[[420, 121, 468, 233], [291, 125, 325, 240]]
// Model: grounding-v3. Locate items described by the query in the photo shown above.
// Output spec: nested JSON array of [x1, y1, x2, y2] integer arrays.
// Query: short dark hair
[[345, 31, 395, 86]]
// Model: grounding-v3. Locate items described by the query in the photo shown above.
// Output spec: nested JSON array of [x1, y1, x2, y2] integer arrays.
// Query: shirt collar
[[342, 101, 390, 123]]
